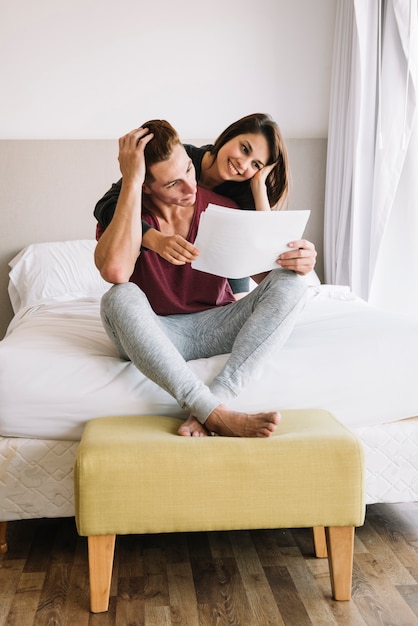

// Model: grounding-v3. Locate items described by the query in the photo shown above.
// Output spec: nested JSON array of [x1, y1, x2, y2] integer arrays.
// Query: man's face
[[143, 143, 197, 207]]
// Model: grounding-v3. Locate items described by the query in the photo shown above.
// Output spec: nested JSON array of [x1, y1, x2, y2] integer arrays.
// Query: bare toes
[[178, 416, 210, 437]]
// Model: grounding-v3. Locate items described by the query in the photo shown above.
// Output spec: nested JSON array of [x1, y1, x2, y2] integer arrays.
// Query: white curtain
[[324, 0, 418, 315]]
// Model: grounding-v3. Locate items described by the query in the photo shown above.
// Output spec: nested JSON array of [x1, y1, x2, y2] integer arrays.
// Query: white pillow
[[8, 240, 110, 313]]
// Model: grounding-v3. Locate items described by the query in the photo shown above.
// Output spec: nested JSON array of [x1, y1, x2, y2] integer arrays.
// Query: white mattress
[[1, 283, 418, 522], [0, 285, 417, 440], [355, 417, 418, 503], [1, 417, 418, 521]]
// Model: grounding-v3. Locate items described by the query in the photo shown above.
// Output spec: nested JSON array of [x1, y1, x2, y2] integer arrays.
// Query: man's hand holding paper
[[191, 204, 311, 279]]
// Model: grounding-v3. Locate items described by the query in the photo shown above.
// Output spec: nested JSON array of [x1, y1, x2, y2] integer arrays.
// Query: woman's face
[[216, 132, 270, 181]]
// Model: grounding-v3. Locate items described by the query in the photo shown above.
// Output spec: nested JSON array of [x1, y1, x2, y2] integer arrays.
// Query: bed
[[1, 238, 417, 528]]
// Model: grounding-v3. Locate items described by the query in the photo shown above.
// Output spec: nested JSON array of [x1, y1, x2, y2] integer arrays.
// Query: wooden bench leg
[[312, 526, 327, 558], [88, 534, 116, 613], [0, 521, 8, 554], [325, 526, 354, 601]]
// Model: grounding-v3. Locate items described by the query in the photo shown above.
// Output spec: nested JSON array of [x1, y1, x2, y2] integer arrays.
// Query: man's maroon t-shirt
[[96, 187, 237, 316]]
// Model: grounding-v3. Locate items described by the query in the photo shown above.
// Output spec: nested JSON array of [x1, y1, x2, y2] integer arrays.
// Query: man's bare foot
[[178, 415, 211, 437], [204, 405, 280, 438]]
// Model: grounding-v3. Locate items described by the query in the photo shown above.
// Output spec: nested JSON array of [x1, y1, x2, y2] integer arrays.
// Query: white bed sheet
[[1, 285, 417, 440]]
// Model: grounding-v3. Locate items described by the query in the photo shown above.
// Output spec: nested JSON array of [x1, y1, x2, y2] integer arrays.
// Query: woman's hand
[[277, 239, 317, 275], [251, 162, 276, 188], [250, 162, 277, 211], [142, 229, 199, 265]]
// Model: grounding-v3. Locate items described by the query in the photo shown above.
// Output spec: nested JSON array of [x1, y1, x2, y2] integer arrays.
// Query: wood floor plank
[[283, 554, 337, 625], [141, 537, 170, 608], [117, 575, 144, 602], [89, 596, 117, 625], [354, 516, 417, 585], [144, 605, 171, 625], [307, 559, 370, 626], [230, 531, 285, 625], [409, 567, 418, 584], [32, 561, 72, 626], [397, 584, 418, 619], [197, 603, 231, 626], [162, 532, 191, 564], [367, 504, 418, 569], [186, 531, 213, 562], [353, 531, 369, 555], [326, 597, 370, 626], [190, 555, 226, 605], [117, 535, 144, 578], [1, 571, 45, 626], [290, 527, 316, 558], [207, 531, 234, 560], [171, 605, 203, 626], [115, 596, 144, 626], [62, 563, 90, 626], [166, 561, 197, 607], [209, 560, 254, 626], [193, 554, 254, 625], [143, 572, 169, 606], [250, 529, 288, 568], [264, 564, 313, 626], [354, 552, 418, 624], [0, 558, 26, 599]]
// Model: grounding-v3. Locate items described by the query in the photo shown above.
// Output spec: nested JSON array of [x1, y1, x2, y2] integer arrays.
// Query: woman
[[94, 113, 315, 293], [194, 112, 289, 212]]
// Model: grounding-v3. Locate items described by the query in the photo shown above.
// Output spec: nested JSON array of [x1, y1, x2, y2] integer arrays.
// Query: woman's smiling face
[[216, 132, 270, 181]]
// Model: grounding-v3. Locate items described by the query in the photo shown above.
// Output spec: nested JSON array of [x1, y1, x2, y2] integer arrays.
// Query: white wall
[[0, 0, 336, 139]]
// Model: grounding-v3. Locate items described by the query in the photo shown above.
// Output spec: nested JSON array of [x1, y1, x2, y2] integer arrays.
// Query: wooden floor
[[1, 503, 418, 626]]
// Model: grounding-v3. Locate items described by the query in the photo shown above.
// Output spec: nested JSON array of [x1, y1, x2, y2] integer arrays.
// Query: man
[[95, 120, 313, 437]]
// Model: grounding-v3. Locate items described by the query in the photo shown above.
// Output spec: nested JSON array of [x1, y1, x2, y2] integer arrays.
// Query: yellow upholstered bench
[[74, 409, 365, 613]]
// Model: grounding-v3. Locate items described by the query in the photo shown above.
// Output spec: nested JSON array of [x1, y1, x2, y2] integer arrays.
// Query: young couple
[[94, 114, 317, 438]]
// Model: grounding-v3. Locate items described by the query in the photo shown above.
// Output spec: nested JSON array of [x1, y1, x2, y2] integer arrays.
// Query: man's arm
[[277, 239, 317, 274], [94, 128, 154, 284]]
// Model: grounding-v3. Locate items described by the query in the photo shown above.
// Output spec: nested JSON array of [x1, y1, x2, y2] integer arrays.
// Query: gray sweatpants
[[100, 269, 307, 423]]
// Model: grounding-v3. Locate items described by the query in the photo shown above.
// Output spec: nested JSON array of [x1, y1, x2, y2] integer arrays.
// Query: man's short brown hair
[[142, 119, 182, 182]]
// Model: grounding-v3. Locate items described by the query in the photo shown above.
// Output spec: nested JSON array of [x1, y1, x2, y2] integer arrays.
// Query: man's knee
[[265, 269, 307, 302], [101, 282, 143, 317]]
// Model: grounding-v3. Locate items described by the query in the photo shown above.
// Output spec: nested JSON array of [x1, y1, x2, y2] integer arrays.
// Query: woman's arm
[[142, 229, 199, 265]]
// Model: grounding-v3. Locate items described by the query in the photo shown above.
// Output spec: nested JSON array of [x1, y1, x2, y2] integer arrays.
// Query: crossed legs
[[101, 269, 306, 437]]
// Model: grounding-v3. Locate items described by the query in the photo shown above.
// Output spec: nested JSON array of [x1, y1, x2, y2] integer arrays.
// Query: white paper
[[191, 205, 311, 278]]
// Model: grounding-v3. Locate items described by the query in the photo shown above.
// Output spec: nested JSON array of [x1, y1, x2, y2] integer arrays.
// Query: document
[[191, 205, 311, 278]]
